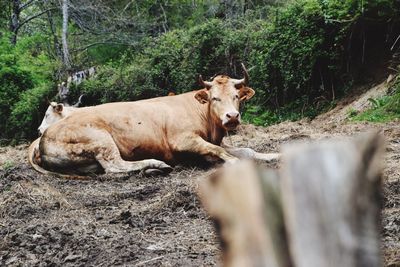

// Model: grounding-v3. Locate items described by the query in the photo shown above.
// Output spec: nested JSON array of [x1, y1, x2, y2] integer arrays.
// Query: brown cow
[[29, 64, 279, 176]]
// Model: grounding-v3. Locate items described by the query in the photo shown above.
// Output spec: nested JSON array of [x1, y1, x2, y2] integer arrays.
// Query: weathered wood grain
[[199, 132, 384, 267]]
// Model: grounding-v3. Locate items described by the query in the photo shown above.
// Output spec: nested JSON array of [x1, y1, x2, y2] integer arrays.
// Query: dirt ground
[[0, 109, 399, 266]]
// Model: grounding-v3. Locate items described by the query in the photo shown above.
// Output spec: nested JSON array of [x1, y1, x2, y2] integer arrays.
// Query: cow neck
[[189, 91, 226, 145], [201, 102, 226, 145], [209, 120, 226, 145]]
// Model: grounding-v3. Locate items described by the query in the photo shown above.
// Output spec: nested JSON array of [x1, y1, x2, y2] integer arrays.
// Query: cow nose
[[226, 112, 239, 120]]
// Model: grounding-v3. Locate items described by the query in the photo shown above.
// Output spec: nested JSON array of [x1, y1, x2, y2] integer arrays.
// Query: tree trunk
[[61, 0, 71, 68], [10, 0, 21, 45], [43, 0, 61, 60]]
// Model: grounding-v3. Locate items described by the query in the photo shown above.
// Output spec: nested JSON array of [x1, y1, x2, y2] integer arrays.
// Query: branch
[[17, 7, 57, 30], [72, 41, 134, 52], [391, 34, 400, 51], [159, 3, 168, 33], [19, 0, 38, 10], [123, 0, 134, 12]]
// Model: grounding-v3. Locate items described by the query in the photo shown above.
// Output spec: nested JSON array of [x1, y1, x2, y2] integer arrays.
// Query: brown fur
[[28, 138, 89, 179]]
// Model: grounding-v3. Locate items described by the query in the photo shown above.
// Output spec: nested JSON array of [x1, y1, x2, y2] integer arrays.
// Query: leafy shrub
[[72, 20, 232, 103], [386, 80, 400, 114], [352, 79, 400, 122], [10, 83, 55, 139], [0, 34, 56, 141], [0, 38, 35, 137], [242, 105, 280, 126]]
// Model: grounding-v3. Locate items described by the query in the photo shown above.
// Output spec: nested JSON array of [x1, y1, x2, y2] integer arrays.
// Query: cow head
[[195, 64, 255, 131], [38, 102, 66, 135]]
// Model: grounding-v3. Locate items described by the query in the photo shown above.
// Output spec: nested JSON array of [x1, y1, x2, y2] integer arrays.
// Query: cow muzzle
[[222, 111, 240, 130], [38, 126, 44, 136]]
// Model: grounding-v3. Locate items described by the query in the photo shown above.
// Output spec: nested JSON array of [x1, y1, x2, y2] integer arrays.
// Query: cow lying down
[[38, 101, 79, 135], [29, 65, 279, 177]]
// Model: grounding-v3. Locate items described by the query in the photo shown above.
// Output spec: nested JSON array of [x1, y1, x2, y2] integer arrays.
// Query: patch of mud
[[0, 118, 399, 266]]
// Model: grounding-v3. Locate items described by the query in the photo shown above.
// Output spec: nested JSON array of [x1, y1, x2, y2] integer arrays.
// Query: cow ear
[[238, 87, 255, 101], [195, 90, 209, 104], [54, 103, 64, 114]]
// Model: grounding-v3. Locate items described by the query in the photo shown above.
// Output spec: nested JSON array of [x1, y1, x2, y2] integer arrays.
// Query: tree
[[61, 0, 70, 68], [9, 0, 55, 45]]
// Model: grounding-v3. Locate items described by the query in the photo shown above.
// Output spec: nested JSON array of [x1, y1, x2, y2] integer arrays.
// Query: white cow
[[38, 101, 80, 135]]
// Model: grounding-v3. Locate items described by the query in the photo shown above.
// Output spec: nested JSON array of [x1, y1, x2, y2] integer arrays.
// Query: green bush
[[352, 79, 400, 122], [0, 34, 56, 141], [72, 20, 232, 103], [0, 38, 35, 137], [10, 83, 55, 140], [386, 80, 400, 114]]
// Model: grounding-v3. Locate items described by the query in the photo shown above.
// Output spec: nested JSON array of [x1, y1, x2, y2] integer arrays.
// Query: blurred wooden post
[[199, 161, 283, 267], [199, 132, 383, 267], [280, 132, 383, 267]]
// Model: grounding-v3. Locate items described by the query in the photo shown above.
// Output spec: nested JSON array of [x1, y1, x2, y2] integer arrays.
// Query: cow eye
[[234, 95, 239, 100], [212, 97, 221, 102]]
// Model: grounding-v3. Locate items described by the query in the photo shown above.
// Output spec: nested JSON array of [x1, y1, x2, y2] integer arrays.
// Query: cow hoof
[[144, 169, 163, 176], [150, 160, 173, 173], [157, 164, 173, 174], [144, 167, 172, 176]]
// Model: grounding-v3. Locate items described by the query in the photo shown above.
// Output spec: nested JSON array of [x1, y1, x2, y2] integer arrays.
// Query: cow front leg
[[92, 134, 172, 174], [98, 157, 173, 174], [224, 147, 280, 162], [173, 135, 238, 164]]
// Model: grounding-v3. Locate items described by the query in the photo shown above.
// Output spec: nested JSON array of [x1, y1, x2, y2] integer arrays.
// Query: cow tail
[[28, 138, 88, 180]]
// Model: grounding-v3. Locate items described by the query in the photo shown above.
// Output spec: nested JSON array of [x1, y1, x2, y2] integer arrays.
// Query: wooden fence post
[[280, 132, 383, 267], [199, 161, 280, 267], [199, 132, 383, 267]]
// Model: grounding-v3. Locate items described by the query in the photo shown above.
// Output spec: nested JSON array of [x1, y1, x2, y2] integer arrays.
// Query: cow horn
[[73, 94, 84, 107], [241, 63, 249, 85], [199, 75, 213, 89], [232, 63, 249, 86]]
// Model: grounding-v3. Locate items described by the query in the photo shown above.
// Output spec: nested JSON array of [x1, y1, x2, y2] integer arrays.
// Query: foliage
[[10, 83, 55, 139], [0, 34, 56, 140], [70, 20, 232, 103], [351, 106, 399, 122], [386, 81, 400, 114], [347, 107, 358, 118], [352, 79, 400, 122], [242, 105, 280, 126]]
